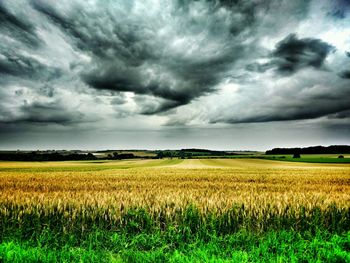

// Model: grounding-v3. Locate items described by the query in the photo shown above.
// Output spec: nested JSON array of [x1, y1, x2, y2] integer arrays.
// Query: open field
[[262, 154, 350, 163], [194, 153, 350, 163], [0, 159, 349, 262]]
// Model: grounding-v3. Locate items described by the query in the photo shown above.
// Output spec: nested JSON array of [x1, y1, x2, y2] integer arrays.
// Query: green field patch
[[264, 155, 350, 163]]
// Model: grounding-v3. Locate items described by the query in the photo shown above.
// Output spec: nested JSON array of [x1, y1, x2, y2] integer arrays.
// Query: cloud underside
[[0, 0, 349, 128], [271, 34, 334, 74]]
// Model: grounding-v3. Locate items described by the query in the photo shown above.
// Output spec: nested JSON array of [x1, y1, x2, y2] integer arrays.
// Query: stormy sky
[[0, 0, 349, 150]]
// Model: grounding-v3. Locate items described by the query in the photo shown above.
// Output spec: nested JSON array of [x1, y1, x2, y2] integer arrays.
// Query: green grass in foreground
[[1, 205, 349, 262], [1, 230, 349, 262]]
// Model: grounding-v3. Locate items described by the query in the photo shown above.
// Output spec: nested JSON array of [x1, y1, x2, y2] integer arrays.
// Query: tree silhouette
[[293, 153, 301, 158]]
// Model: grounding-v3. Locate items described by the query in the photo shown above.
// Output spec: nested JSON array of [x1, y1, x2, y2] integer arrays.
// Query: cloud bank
[[0, 0, 349, 149]]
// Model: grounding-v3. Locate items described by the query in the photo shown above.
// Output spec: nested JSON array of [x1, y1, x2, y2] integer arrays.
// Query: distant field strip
[[1, 158, 349, 172], [0, 159, 182, 172], [201, 158, 350, 169], [169, 158, 350, 170]]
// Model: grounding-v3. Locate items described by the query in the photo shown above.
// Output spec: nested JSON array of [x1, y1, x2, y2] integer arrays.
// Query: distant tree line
[[156, 150, 193, 159], [180, 149, 228, 155], [266, 145, 350, 155], [155, 149, 232, 159], [0, 152, 97, 161], [107, 152, 135, 160]]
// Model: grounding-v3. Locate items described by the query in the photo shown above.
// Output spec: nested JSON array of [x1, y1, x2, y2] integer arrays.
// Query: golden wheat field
[[1, 158, 349, 262], [1, 158, 349, 218]]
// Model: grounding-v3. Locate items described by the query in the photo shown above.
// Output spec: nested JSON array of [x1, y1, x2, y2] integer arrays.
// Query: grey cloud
[[339, 70, 350, 79], [209, 72, 350, 124], [31, 0, 267, 113], [0, 2, 41, 48], [30, 1, 157, 61], [110, 94, 127, 105], [133, 95, 182, 115], [245, 62, 274, 73], [38, 85, 55, 98], [0, 50, 61, 80], [19, 101, 83, 124], [271, 34, 334, 75], [0, 2, 62, 85], [328, 109, 350, 119], [327, 0, 350, 19], [0, 0, 349, 150], [340, 51, 350, 78], [0, 100, 84, 125], [212, 100, 350, 124], [82, 54, 235, 114]]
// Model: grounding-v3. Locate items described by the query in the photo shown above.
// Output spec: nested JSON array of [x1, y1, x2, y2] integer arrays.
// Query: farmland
[[261, 154, 350, 163], [0, 159, 349, 262]]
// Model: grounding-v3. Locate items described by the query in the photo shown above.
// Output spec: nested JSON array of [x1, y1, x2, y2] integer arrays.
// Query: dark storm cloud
[[81, 65, 195, 112], [30, 1, 124, 59], [217, 107, 350, 124], [340, 51, 350, 78], [19, 101, 83, 124], [0, 100, 84, 125], [0, 0, 349, 150], [339, 70, 350, 79], [31, 0, 266, 113], [328, 0, 350, 19], [133, 95, 183, 115], [209, 74, 350, 124], [82, 50, 237, 114], [245, 62, 274, 73], [0, 2, 62, 83], [212, 97, 350, 124], [271, 34, 334, 75], [0, 50, 61, 81], [0, 2, 41, 47], [328, 109, 350, 119]]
